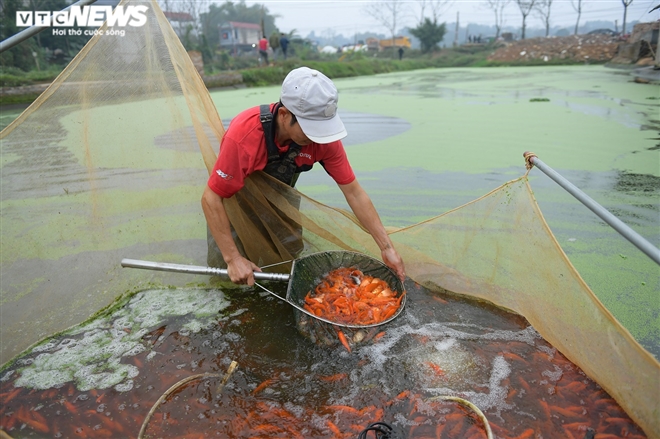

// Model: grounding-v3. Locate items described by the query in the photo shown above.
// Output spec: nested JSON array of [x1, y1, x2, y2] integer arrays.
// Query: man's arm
[[338, 180, 406, 281], [201, 186, 261, 285]]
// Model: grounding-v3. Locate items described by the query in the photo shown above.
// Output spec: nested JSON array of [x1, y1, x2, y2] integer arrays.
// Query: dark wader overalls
[[207, 104, 308, 267]]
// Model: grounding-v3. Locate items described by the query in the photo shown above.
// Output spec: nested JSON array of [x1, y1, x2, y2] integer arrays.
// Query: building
[[218, 21, 262, 55]]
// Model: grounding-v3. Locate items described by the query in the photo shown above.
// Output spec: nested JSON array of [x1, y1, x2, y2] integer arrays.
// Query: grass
[[0, 65, 64, 87]]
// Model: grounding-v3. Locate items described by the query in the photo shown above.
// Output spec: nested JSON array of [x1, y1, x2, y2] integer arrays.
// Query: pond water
[[0, 282, 646, 438]]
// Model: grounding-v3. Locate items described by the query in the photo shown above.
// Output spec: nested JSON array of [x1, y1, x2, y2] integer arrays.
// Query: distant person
[[269, 32, 280, 60], [398, 47, 404, 60], [259, 35, 269, 65], [280, 33, 290, 59]]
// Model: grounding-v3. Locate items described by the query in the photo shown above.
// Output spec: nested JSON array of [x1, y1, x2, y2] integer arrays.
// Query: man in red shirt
[[202, 67, 405, 285], [258, 35, 269, 65]]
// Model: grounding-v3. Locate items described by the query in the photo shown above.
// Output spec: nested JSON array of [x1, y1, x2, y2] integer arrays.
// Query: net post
[[523, 152, 660, 265]]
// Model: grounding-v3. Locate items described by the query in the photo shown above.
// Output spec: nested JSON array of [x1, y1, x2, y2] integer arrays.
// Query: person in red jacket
[[258, 35, 269, 65], [202, 67, 405, 285]]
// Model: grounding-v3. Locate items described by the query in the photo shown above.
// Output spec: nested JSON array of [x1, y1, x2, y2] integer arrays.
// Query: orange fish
[[303, 267, 404, 327], [251, 378, 276, 395], [424, 361, 445, 376], [337, 330, 352, 353], [319, 373, 348, 382]]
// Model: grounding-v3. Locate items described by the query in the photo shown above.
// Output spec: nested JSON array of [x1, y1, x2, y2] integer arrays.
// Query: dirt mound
[[488, 34, 619, 63]]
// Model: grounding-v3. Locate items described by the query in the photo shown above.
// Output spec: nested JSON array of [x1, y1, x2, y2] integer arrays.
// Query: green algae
[[210, 66, 657, 176], [1, 185, 205, 263], [0, 277, 46, 305], [0, 152, 20, 168], [59, 97, 211, 170]]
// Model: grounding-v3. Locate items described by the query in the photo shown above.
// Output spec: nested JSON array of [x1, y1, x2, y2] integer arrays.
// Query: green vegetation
[[0, 65, 64, 87], [409, 18, 447, 53], [2, 41, 607, 105], [1, 0, 92, 75]]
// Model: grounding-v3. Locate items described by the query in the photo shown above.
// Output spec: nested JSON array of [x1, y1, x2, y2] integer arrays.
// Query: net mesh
[[283, 250, 406, 347], [1, 0, 658, 437]]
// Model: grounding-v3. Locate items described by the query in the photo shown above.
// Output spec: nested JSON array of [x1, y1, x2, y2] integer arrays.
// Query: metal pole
[[121, 258, 291, 282], [524, 152, 660, 266], [0, 0, 98, 54]]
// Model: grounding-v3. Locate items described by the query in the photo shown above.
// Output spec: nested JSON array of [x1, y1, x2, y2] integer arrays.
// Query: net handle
[[120, 259, 290, 282]]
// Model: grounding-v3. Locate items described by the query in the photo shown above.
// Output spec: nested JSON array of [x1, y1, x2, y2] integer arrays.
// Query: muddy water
[[0, 282, 646, 438]]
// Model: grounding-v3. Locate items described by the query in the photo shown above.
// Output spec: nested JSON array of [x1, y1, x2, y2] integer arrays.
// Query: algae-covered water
[[1, 65, 657, 359]]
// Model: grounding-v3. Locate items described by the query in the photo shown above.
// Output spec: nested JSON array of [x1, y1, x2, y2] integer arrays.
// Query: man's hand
[[338, 180, 406, 283], [382, 246, 406, 283], [226, 255, 262, 286]]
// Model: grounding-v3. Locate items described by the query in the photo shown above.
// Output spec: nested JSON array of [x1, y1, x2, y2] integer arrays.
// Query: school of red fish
[[304, 268, 403, 325]]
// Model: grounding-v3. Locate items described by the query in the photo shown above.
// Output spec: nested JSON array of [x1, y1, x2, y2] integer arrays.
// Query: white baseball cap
[[280, 67, 347, 144]]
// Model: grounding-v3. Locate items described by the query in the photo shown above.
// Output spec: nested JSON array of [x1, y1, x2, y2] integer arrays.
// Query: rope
[[428, 395, 494, 439], [137, 360, 238, 439], [523, 151, 537, 171]]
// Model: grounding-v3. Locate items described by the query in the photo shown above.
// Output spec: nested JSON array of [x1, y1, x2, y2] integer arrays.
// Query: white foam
[[430, 355, 513, 421], [11, 288, 231, 391]]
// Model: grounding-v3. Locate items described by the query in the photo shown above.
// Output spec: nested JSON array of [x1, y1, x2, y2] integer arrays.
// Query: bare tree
[[571, 0, 583, 35], [415, 0, 453, 24], [364, 0, 408, 54], [191, 0, 212, 37], [534, 0, 553, 37], [514, 0, 537, 40], [484, 0, 511, 40], [621, 0, 632, 34]]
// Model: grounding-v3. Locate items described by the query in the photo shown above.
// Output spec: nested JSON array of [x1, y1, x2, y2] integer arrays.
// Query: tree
[[571, 0, 584, 35], [409, 18, 446, 53], [514, 0, 537, 40], [534, 0, 553, 37], [621, 0, 632, 34], [1, 0, 91, 70], [484, 0, 511, 40], [414, 0, 453, 24], [364, 0, 407, 57]]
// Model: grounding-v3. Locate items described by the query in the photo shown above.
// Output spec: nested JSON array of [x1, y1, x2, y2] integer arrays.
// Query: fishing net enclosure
[[1, 0, 658, 437]]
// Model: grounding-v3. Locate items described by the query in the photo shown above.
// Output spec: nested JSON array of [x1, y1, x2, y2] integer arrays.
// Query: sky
[[243, 0, 659, 37]]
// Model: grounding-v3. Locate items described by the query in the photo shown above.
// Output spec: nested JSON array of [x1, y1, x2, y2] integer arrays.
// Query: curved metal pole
[[0, 0, 97, 53], [524, 152, 660, 265]]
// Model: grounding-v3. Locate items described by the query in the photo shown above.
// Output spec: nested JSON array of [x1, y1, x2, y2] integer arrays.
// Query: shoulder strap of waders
[[260, 104, 280, 163], [260, 104, 302, 187]]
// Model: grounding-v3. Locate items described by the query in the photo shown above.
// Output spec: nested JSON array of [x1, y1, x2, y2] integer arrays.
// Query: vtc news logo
[[16, 5, 148, 27]]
